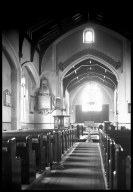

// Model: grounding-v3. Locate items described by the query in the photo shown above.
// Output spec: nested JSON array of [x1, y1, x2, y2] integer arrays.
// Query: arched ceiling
[[2, 4, 132, 61], [63, 58, 117, 93]]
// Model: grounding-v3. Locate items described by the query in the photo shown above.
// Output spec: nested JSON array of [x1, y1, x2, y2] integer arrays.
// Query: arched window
[[81, 83, 102, 111], [83, 28, 95, 43], [21, 70, 26, 122]]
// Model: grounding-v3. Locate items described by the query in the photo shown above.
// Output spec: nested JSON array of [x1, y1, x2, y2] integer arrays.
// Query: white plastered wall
[[117, 40, 131, 129]]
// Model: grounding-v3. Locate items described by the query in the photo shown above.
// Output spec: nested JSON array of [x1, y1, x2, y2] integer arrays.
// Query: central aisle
[[27, 142, 106, 190]]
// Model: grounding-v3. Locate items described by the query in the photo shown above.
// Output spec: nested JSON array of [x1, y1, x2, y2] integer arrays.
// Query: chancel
[[2, 4, 131, 190]]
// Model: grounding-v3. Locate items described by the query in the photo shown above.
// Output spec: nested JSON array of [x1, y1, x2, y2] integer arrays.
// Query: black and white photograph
[[2, 1, 131, 190]]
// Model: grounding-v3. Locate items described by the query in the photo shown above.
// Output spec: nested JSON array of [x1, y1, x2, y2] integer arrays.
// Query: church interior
[[2, 3, 131, 190]]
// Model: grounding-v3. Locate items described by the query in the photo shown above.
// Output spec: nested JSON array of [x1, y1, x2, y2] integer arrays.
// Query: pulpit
[[53, 115, 70, 130]]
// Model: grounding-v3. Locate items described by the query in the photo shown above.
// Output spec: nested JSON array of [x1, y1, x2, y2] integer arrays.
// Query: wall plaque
[[3, 89, 11, 107]]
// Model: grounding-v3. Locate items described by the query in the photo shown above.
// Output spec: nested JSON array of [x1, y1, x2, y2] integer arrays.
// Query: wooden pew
[[20, 129, 54, 167], [68, 129, 70, 148], [3, 129, 54, 170], [108, 139, 116, 190], [105, 130, 131, 155], [63, 129, 69, 151], [31, 133, 46, 173], [76, 125, 80, 139], [72, 128, 77, 144], [112, 144, 129, 190], [71, 129, 74, 146], [100, 133, 111, 186], [98, 130, 131, 190], [61, 130, 65, 154], [72, 128, 76, 143], [2, 138, 21, 190], [99, 131, 107, 171], [126, 155, 131, 189], [60, 128, 76, 155], [106, 130, 131, 189], [43, 132, 53, 167], [70, 129, 73, 147], [64, 129, 68, 151], [3, 128, 77, 174], [19, 129, 58, 168], [105, 136, 112, 186], [3, 135, 36, 184], [53, 131, 62, 163]]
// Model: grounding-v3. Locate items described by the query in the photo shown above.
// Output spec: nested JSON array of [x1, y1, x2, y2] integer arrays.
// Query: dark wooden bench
[[99, 130, 107, 170], [3, 135, 36, 184], [105, 130, 130, 188], [52, 128, 76, 164], [101, 130, 131, 160], [60, 128, 76, 156], [20, 129, 54, 167], [64, 129, 68, 151], [61, 130, 65, 154], [99, 133, 112, 186], [104, 135, 112, 185], [109, 143, 131, 190], [105, 130, 131, 155], [31, 133, 46, 173], [99, 130, 131, 190], [3, 129, 54, 169], [76, 125, 83, 139], [3, 128, 77, 174], [108, 139, 116, 189], [125, 155, 131, 189], [52, 131, 62, 163], [70, 129, 73, 147], [13, 129, 63, 167], [2, 137, 21, 190], [112, 144, 124, 189], [43, 131, 53, 167], [67, 129, 70, 148]]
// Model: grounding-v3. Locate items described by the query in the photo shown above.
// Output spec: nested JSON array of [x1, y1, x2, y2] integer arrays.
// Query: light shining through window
[[21, 71, 26, 122], [85, 31, 93, 42], [83, 28, 95, 43], [81, 84, 102, 111]]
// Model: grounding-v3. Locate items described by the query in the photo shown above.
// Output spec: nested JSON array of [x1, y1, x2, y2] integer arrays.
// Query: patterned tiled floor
[[27, 142, 106, 190]]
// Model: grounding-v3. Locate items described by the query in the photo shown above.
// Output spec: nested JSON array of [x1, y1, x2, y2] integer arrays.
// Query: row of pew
[[2, 128, 78, 190], [99, 129, 131, 190], [76, 125, 84, 138]]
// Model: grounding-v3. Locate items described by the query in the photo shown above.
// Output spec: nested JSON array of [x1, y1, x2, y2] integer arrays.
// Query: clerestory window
[[83, 28, 95, 43]]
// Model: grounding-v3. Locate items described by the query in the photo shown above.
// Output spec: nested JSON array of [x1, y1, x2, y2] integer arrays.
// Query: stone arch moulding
[[2, 33, 21, 130], [60, 52, 120, 81], [21, 61, 40, 91], [2, 34, 21, 73]]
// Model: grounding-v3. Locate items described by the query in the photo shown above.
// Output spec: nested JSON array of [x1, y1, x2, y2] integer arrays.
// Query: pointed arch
[[61, 55, 120, 83], [21, 61, 40, 90], [2, 34, 21, 130]]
